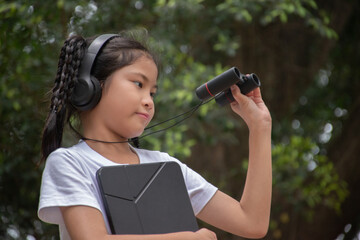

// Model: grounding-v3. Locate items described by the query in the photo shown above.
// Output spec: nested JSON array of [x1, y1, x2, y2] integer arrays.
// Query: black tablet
[[96, 161, 199, 234]]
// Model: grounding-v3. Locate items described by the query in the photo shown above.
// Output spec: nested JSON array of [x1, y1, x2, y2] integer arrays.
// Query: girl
[[38, 32, 272, 240]]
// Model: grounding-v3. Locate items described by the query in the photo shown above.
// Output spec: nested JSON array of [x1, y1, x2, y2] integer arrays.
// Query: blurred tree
[[0, 1, 65, 239], [0, 0, 359, 239]]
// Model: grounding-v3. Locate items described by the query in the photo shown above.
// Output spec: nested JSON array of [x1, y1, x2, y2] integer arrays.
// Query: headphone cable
[[79, 96, 215, 144]]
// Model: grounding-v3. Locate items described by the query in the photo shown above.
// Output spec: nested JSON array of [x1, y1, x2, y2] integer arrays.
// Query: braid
[[41, 36, 87, 163]]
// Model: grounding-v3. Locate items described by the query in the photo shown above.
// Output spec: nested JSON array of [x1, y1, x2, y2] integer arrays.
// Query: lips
[[136, 112, 150, 120]]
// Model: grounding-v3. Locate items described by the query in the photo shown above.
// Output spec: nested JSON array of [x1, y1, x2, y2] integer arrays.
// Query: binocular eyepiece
[[195, 67, 261, 106]]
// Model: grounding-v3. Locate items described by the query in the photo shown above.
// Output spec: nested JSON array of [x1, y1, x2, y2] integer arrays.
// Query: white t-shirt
[[38, 140, 217, 239]]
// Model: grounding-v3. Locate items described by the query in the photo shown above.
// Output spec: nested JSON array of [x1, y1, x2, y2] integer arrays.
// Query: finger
[[230, 84, 248, 104], [252, 87, 262, 98], [206, 229, 217, 240], [245, 86, 260, 97], [246, 90, 254, 97], [200, 228, 217, 240], [245, 87, 265, 106]]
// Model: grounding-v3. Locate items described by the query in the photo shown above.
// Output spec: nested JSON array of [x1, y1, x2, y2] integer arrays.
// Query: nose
[[142, 94, 154, 110]]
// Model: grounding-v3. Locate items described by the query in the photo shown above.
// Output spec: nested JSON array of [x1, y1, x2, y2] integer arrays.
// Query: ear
[[100, 80, 105, 88]]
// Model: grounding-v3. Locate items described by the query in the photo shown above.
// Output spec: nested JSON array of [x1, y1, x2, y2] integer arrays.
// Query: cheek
[[103, 83, 134, 107], [149, 105, 155, 119], [96, 91, 128, 122]]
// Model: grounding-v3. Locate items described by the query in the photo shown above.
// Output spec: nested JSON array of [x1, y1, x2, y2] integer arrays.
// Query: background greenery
[[1, 0, 359, 239]]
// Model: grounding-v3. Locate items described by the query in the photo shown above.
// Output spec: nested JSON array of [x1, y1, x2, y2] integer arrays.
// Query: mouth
[[136, 112, 150, 120]]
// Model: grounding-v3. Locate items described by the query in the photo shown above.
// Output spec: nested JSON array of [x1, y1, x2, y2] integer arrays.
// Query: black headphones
[[71, 34, 119, 111]]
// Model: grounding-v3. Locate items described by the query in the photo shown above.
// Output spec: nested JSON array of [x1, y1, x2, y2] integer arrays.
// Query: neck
[[84, 139, 139, 164], [81, 136, 130, 144], [80, 111, 140, 164]]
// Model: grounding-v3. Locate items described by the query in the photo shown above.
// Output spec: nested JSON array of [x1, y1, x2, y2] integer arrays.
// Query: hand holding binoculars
[[195, 67, 260, 106]]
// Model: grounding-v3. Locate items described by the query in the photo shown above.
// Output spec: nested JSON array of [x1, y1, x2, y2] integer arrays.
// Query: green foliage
[[0, 0, 75, 238], [217, 0, 337, 39], [270, 136, 348, 233], [272, 136, 348, 215]]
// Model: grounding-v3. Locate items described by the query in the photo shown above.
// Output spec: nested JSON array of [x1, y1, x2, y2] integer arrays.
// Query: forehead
[[106, 55, 158, 85], [129, 56, 158, 78]]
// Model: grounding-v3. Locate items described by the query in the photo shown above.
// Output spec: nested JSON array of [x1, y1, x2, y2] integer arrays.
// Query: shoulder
[[47, 146, 79, 164], [48, 141, 87, 159], [133, 147, 195, 176], [134, 147, 192, 173], [42, 142, 94, 180], [39, 143, 103, 225], [39, 142, 102, 206], [134, 147, 175, 163], [45, 141, 90, 167]]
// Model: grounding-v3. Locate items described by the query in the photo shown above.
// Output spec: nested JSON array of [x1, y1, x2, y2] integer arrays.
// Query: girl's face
[[87, 55, 158, 140]]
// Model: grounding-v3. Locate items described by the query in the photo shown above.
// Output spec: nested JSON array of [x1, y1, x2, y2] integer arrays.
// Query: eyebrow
[[132, 72, 158, 90]]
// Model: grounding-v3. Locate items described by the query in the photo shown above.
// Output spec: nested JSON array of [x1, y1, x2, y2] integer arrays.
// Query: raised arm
[[197, 85, 272, 238]]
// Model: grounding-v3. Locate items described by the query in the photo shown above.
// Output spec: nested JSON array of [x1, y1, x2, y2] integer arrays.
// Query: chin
[[128, 131, 144, 139], [122, 125, 146, 139]]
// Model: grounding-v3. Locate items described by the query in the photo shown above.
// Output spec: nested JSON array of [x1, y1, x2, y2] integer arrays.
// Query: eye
[[134, 81, 143, 88], [150, 92, 157, 98]]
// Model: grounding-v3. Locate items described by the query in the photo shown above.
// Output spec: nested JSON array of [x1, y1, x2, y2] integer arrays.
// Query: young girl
[[38, 32, 272, 240]]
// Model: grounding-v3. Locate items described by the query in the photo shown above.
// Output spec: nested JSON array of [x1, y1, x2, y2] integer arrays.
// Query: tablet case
[[96, 161, 199, 234]]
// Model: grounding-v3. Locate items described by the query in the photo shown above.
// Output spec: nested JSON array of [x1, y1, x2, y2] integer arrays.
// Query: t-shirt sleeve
[[38, 150, 101, 225], [164, 154, 218, 216]]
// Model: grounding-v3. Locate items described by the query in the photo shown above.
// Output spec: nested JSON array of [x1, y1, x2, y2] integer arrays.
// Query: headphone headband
[[78, 34, 119, 80], [72, 34, 119, 111]]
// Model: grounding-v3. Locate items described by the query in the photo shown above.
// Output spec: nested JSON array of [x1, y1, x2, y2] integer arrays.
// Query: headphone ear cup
[[88, 75, 102, 109], [71, 34, 118, 111], [71, 75, 102, 111]]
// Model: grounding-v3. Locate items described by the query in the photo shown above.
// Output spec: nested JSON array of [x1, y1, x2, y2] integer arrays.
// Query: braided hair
[[41, 36, 86, 163], [41, 33, 158, 163]]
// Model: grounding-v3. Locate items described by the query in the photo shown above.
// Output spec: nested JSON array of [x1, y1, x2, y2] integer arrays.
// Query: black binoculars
[[195, 67, 261, 106]]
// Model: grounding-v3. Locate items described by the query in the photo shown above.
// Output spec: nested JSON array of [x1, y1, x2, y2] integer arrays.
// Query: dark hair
[[40, 33, 158, 163]]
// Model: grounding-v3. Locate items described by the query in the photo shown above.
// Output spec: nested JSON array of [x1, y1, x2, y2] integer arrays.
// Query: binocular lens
[[215, 73, 260, 106]]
